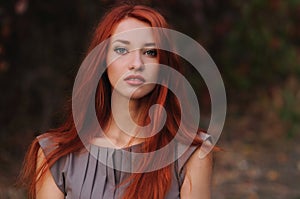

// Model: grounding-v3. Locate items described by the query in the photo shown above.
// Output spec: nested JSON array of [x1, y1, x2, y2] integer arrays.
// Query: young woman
[[20, 4, 213, 199]]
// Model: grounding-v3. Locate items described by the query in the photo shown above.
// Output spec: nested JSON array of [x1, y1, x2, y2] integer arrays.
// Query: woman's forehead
[[110, 18, 156, 45], [113, 17, 150, 33]]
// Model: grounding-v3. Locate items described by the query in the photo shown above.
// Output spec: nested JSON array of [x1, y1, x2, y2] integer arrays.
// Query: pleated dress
[[38, 134, 211, 199]]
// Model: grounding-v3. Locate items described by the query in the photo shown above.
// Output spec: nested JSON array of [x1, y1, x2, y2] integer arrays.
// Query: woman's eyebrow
[[112, 39, 130, 45], [144, 42, 156, 47], [112, 39, 156, 47]]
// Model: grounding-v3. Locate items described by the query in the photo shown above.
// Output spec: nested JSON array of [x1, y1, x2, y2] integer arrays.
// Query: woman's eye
[[114, 47, 128, 55], [144, 49, 157, 57]]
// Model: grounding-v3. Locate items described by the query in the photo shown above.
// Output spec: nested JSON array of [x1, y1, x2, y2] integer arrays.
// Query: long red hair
[[19, 3, 205, 199]]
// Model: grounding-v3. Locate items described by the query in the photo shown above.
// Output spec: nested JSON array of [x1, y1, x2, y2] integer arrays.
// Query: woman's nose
[[129, 50, 144, 71]]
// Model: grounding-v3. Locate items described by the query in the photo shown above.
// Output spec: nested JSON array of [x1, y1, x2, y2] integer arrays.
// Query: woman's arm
[[180, 147, 213, 199], [36, 148, 64, 199]]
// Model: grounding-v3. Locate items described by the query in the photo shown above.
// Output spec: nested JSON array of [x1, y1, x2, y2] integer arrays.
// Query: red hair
[[19, 3, 205, 199]]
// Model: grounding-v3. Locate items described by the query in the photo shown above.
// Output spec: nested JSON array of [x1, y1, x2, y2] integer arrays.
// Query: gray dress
[[38, 135, 209, 199]]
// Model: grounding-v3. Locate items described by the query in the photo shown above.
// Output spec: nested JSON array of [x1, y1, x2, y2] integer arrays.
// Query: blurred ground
[[212, 81, 300, 199], [213, 130, 300, 199]]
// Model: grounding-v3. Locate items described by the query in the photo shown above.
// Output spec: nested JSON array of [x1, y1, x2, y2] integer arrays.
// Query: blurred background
[[1, 0, 300, 198]]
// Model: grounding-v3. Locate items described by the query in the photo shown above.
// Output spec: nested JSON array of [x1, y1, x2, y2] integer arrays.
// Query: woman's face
[[106, 17, 159, 99]]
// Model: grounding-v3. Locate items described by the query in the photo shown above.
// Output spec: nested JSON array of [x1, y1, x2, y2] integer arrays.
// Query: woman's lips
[[124, 75, 145, 86]]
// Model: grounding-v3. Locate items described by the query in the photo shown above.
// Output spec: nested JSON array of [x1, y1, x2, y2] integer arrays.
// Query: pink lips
[[124, 75, 145, 86]]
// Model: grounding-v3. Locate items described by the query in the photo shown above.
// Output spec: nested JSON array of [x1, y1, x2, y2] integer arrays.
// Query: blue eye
[[114, 47, 128, 55], [144, 49, 158, 57]]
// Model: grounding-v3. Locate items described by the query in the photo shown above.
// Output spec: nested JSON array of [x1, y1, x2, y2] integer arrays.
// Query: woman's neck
[[104, 91, 145, 147]]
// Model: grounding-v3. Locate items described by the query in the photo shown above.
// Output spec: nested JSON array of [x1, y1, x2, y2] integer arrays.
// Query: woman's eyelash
[[144, 49, 158, 57], [114, 47, 128, 55], [113, 47, 157, 57]]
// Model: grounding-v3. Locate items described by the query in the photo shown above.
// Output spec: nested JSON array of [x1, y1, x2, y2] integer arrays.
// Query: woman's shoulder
[[35, 133, 71, 195], [177, 131, 213, 198]]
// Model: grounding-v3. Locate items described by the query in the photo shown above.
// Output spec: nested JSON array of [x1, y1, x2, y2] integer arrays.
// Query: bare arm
[[36, 148, 64, 199], [180, 147, 213, 199]]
